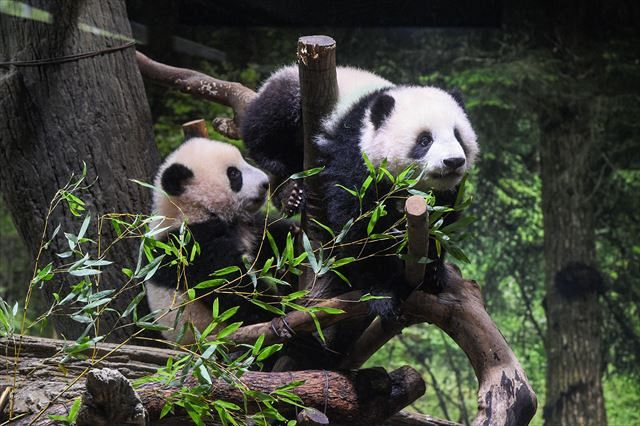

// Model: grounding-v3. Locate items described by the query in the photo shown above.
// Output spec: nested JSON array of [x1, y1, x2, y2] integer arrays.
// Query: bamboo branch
[[136, 51, 256, 139]]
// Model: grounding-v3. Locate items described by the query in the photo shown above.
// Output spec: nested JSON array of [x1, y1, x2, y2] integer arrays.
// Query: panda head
[[153, 138, 269, 227], [359, 86, 479, 191]]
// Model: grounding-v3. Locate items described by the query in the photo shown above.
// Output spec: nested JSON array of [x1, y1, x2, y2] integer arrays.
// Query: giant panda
[[146, 137, 293, 343], [241, 66, 479, 313]]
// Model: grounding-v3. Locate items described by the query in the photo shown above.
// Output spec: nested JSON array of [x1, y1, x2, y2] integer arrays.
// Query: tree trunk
[[540, 105, 607, 425], [0, 0, 160, 341]]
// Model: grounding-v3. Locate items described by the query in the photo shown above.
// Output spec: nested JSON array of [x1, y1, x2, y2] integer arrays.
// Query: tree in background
[[0, 0, 159, 341]]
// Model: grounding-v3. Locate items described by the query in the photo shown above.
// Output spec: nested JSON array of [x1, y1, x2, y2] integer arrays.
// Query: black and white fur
[[146, 137, 290, 343], [242, 66, 479, 317]]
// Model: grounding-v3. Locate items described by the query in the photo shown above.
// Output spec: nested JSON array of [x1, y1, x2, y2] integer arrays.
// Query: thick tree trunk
[[540, 106, 607, 425], [0, 0, 159, 341]]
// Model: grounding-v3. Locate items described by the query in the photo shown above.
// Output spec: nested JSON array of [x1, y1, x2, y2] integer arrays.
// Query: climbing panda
[[145, 137, 293, 343], [241, 65, 479, 318]]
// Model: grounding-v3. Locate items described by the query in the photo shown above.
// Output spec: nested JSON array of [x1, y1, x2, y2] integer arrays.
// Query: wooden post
[[340, 196, 429, 369], [182, 119, 208, 140], [297, 35, 338, 242], [295, 37, 340, 297], [404, 195, 429, 288]]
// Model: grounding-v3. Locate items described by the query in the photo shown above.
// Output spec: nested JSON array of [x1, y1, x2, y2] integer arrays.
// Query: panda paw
[[369, 294, 401, 321], [284, 181, 305, 216]]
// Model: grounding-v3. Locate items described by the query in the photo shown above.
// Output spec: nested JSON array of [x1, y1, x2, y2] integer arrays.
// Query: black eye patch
[[227, 166, 243, 192], [410, 131, 433, 160], [161, 163, 194, 196]]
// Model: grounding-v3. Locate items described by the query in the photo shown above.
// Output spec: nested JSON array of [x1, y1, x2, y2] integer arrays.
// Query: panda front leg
[[270, 179, 305, 217]]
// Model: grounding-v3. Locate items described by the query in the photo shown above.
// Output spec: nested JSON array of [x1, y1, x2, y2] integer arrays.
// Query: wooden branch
[[182, 118, 209, 140], [136, 51, 256, 139], [0, 336, 181, 424], [228, 290, 368, 346], [401, 264, 537, 425], [134, 366, 425, 425]]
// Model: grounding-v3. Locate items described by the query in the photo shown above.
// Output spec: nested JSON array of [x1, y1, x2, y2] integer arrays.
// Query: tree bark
[[540, 104, 607, 425], [0, 1, 159, 341]]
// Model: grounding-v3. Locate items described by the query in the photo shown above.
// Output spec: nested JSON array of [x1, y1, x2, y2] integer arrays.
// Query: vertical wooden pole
[[296, 35, 338, 289], [404, 195, 429, 288], [272, 36, 339, 371], [340, 196, 429, 369], [297, 35, 338, 236]]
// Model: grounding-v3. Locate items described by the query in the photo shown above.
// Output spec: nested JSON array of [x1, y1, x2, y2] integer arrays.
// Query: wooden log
[[268, 35, 351, 372], [2, 337, 425, 426], [134, 366, 425, 425], [0, 336, 182, 423]]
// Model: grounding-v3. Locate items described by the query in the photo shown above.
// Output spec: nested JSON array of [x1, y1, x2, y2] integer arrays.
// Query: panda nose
[[443, 157, 465, 170]]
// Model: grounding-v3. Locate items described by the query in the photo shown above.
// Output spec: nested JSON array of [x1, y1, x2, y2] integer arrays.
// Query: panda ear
[[449, 88, 466, 111], [161, 163, 194, 196], [370, 94, 395, 130]]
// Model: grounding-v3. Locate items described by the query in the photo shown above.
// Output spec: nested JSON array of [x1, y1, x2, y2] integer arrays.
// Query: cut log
[[182, 119, 209, 140]]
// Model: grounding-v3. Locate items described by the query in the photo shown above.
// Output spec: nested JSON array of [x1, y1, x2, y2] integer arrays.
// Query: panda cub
[[242, 65, 479, 316], [146, 137, 291, 343]]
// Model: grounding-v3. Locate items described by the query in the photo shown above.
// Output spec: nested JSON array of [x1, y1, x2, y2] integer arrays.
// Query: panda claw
[[284, 182, 305, 216]]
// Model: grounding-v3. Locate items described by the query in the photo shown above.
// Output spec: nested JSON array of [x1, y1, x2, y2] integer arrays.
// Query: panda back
[[242, 65, 393, 180], [242, 66, 303, 179]]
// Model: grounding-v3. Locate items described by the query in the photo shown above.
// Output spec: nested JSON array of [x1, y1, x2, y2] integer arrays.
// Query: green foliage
[[47, 397, 81, 424]]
